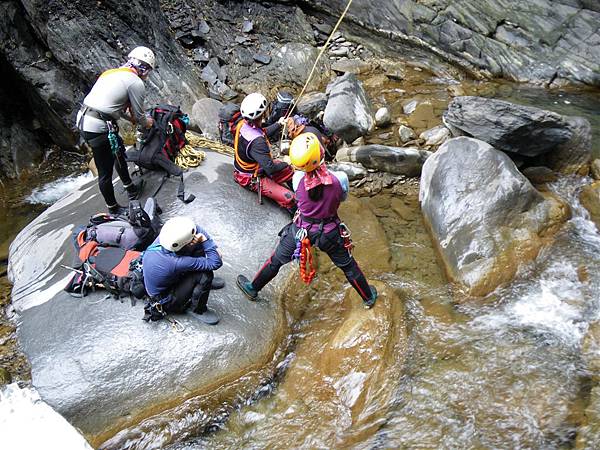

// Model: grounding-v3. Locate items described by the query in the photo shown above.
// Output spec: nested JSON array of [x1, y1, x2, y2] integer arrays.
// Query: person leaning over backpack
[[237, 132, 378, 309], [233, 92, 296, 213], [76, 46, 155, 216], [142, 216, 225, 325]]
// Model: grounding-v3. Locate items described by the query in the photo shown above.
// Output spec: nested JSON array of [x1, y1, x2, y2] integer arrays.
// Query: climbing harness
[[293, 228, 316, 284], [107, 121, 121, 156], [339, 222, 354, 256]]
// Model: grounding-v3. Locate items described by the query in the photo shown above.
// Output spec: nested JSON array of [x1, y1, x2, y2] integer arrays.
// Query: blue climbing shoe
[[363, 285, 378, 309], [236, 275, 258, 301]]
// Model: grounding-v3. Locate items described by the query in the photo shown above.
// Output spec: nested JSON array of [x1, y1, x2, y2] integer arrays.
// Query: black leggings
[[167, 271, 214, 314], [252, 223, 372, 301], [82, 131, 132, 207]]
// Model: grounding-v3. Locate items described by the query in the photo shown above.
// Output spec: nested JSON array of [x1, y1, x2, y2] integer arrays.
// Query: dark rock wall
[[0, 0, 206, 178], [296, 0, 600, 87]]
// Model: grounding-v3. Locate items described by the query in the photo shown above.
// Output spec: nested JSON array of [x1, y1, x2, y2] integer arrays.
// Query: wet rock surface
[[580, 181, 600, 230], [420, 137, 569, 296], [336, 145, 430, 177], [444, 96, 592, 174], [7, 153, 292, 441], [190, 98, 223, 138]]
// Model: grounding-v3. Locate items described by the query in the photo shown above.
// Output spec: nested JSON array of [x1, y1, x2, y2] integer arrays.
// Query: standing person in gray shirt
[[77, 46, 155, 215]]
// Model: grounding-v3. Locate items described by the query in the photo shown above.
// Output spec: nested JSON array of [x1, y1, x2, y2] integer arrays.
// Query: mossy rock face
[[420, 137, 569, 296]]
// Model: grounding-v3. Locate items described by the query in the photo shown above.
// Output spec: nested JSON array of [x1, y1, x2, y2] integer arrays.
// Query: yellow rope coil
[[175, 132, 236, 169]]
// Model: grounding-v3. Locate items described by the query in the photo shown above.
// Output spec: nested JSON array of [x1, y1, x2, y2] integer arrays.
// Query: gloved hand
[[277, 116, 287, 126]]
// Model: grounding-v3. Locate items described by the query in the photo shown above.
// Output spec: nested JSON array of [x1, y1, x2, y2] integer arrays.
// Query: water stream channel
[[1, 65, 600, 448]]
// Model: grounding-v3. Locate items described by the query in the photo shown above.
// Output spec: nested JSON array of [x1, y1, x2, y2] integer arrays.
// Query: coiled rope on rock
[[175, 132, 235, 169]]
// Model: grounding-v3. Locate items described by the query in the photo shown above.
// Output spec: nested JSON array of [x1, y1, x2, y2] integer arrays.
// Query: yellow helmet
[[289, 133, 323, 172]]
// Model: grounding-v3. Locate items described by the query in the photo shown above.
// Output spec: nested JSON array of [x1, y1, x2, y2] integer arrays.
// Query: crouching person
[[142, 216, 224, 325]]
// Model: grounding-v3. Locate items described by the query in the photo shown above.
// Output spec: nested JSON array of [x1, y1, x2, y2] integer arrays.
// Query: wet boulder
[[328, 162, 368, 181], [580, 181, 600, 231], [420, 137, 569, 296], [443, 96, 592, 174], [190, 98, 223, 139], [8, 153, 292, 443], [324, 73, 375, 143], [336, 145, 431, 177]]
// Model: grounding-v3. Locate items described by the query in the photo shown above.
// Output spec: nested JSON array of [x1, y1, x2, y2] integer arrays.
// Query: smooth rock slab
[[336, 145, 431, 177], [443, 96, 592, 174], [8, 153, 291, 440], [420, 137, 569, 296]]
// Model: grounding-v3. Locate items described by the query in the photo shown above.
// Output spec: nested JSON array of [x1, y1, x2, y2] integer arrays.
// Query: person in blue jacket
[[142, 216, 224, 324]]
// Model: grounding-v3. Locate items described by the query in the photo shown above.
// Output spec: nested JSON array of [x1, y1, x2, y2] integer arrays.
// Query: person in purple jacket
[[236, 132, 378, 309], [142, 216, 224, 324]]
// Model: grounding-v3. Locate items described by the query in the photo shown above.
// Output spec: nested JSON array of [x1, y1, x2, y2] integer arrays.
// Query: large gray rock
[[190, 98, 223, 139], [8, 153, 291, 441], [324, 74, 375, 144], [295, 92, 328, 120], [443, 96, 592, 174], [420, 137, 569, 296], [295, 1, 600, 87], [336, 145, 430, 177]]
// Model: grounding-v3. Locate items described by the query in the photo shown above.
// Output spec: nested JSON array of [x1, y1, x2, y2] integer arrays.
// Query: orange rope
[[299, 238, 316, 284]]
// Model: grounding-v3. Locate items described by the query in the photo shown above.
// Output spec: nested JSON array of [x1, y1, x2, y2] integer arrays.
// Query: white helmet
[[128, 46, 156, 69], [159, 217, 196, 252], [240, 93, 268, 120]]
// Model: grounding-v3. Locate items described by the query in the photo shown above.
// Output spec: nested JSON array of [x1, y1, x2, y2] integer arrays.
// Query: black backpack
[[264, 91, 294, 127], [218, 103, 243, 147], [126, 104, 195, 203]]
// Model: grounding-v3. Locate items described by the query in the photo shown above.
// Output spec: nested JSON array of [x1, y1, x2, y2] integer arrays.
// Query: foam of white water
[[26, 172, 94, 205], [0, 383, 92, 450]]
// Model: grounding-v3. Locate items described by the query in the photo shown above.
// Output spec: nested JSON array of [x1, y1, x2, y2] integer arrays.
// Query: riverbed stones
[[420, 137, 569, 296], [375, 107, 392, 127], [580, 181, 600, 230], [398, 125, 416, 144], [419, 125, 450, 147], [324, 74, 375, 143], [190, 98, 223, 138], [444, 96, 592, 174], [8, 153, 292, 441], [336, 145, 431, 177]]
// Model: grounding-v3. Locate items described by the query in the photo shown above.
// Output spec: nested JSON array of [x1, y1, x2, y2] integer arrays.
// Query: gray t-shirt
[[76, 67, 149, 133]]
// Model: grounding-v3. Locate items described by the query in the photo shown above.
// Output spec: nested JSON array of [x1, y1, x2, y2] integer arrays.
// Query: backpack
[[84, 199, 160, 251], [64, 237, 147, 303], [63, 199, 161, 301], [218, 103, 243, 147], [126, 104, 195, 203]]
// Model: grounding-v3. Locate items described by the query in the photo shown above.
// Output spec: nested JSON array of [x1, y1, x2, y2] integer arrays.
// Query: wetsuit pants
[[234, 165, 295, 210], [166, 270, 214, 314], [82, 130, 132, 207], [252, 223, 373, 301]]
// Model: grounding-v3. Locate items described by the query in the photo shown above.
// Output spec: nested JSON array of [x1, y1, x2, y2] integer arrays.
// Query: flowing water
[[2, 64, 600, 448]]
